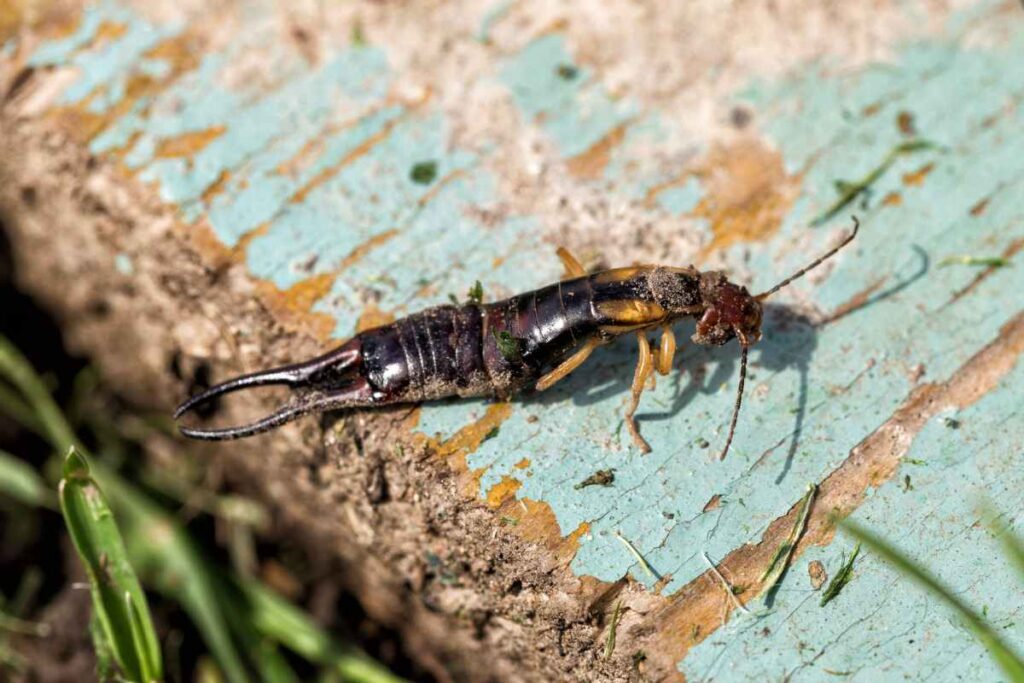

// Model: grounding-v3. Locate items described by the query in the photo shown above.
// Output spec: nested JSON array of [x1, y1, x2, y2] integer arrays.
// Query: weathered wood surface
[[3, 0, 1024, 680]]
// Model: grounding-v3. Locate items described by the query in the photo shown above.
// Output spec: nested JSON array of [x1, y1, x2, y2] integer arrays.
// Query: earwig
[[175, 218, 860, 459]]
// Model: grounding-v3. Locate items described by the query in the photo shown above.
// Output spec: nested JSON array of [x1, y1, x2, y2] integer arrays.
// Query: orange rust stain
[[701, 494, 722, 513], [93, 20, 128, 43], [344, 230, 400, 271], [514, 458, 531, 469], [565, 123, 628, 179], [355, 302, 396, 333], [970, 197, 990, 216], [901, 162, 934, 186], [881, 191, 903, 206], [415, 402, 515, 499], [861, 101, 883, 117], [256, 273, 338, 341], [155, 126, 226, 159], [694, 137, 801, 259], [821, 276, 887, 326], [290, 115, 405, 204], [643, 170, 692, 208], [201, 169, 232, 204], [897, 110, 917, 136], [47, 32, 200, 145], [486, 475, 523, 507], [416, 168, 467, 208]]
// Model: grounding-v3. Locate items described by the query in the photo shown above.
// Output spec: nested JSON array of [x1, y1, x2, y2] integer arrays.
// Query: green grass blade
[[0, 336, 79, 449], [842, 520, 1024, 682], [235, 577, 406, 683], [0, 449, 56, 509], [58, 448, 163, 682]]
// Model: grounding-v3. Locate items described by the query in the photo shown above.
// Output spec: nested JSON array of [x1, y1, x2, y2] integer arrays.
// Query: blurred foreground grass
[[0, 333, 404, 682]]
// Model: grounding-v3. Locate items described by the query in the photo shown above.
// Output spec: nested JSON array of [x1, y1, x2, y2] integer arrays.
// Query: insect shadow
[[523, 303, 819, 479]]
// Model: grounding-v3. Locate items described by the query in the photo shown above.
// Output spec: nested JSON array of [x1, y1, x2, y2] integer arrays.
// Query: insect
[[175, 218, 859, 459]]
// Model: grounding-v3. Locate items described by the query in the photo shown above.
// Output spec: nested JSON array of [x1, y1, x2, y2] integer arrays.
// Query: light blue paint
[[114, 253, 134, 275], [499, 34, 637, 159], [683, 355, 1024, 681], [656, 177, 702, 215], [27, 0, 133, 67]]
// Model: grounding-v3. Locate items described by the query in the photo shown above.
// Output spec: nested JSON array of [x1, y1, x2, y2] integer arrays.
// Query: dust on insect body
[[174, 219, 861, 460]]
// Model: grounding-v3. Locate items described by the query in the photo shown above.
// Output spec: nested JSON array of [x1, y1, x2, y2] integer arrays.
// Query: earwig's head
[[693, 272, 763, 348]]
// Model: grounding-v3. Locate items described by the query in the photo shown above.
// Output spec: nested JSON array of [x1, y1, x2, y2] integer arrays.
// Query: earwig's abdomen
[[359, 305, 490, 401]]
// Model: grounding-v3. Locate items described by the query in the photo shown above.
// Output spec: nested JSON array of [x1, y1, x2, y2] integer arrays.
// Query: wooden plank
[[3, 0, 1024, 679]]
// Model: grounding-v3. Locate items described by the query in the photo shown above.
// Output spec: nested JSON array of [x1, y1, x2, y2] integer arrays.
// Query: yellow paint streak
[[48, 32, 200, 145], [565, 123, 628, 179], [289, 114, 405, 204], [256, 273, 337, 341], [902, 162, 934, 186], [201, 169, 232, 204], [694, 137, 801, 259], [486, 475, 523, 507], [417, 403, 514, 499], [881, 191, 903, 206], [355, 302, 396, 333], [155, 126, 226, 159], [338, 229, 399, 271], [643, 170, 693, 208]]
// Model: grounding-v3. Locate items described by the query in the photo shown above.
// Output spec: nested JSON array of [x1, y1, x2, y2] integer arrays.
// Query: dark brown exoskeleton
[[175, 218, 859, 459]]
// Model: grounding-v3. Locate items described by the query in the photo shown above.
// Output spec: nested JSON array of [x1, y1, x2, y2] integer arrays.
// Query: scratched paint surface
[[17, 0, 1024, 678]]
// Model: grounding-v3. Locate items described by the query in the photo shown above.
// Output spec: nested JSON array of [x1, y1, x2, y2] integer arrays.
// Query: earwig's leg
[[536, 338, 599, 391], [556, 247, 587, 279], [625, 331, 654, 454], [655, 326, 677, 376]]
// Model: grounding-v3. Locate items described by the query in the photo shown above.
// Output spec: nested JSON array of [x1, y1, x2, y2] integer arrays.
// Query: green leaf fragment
[[492, 329, 522, 362], [819, 543, 860, 607], [467, 280, 484, 304], [409, 160, 438, 185]]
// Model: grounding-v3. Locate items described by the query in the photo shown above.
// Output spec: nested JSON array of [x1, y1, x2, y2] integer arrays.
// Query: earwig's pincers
[[176, 217, 860, 458], [174, 342, 374, 440]]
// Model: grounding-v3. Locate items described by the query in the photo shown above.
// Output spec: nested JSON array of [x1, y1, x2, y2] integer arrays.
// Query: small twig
[[614, 531, 660, 581], [702, 552, 751, 615]]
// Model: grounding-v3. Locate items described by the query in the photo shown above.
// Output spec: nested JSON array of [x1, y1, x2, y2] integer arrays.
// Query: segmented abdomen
[[356, 268, 670, 401]]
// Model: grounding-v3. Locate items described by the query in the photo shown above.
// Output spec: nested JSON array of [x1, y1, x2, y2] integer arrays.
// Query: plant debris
[[575, 469, 615, 490], [820, 543, 861, 607], [808, 560, 828, 590], [467, 280, 484, 304], [556, 64, 579, 80], [483, 426, 500, 442], [493, 329, 522, 362], [410, 160, 438, 185], [604, 600, 623, 659], [760, 483, 816, 600], [938, 255, 1010, 269], [812, 139, 935, 226], [702, 551, 751, 616], [614, 531, 659, 582]]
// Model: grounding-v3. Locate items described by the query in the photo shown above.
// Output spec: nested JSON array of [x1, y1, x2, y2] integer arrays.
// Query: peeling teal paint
[[24, 1, 1024, 677], [499, 34, 636, 159]]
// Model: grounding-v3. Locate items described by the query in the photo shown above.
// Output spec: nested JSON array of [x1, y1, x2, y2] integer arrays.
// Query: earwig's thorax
[[647, 266, 703, 315]]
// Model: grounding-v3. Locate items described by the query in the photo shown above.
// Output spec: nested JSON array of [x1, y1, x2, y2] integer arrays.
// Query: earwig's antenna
[[719, 344, 747, 461], [756, 217, 860, 301]]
